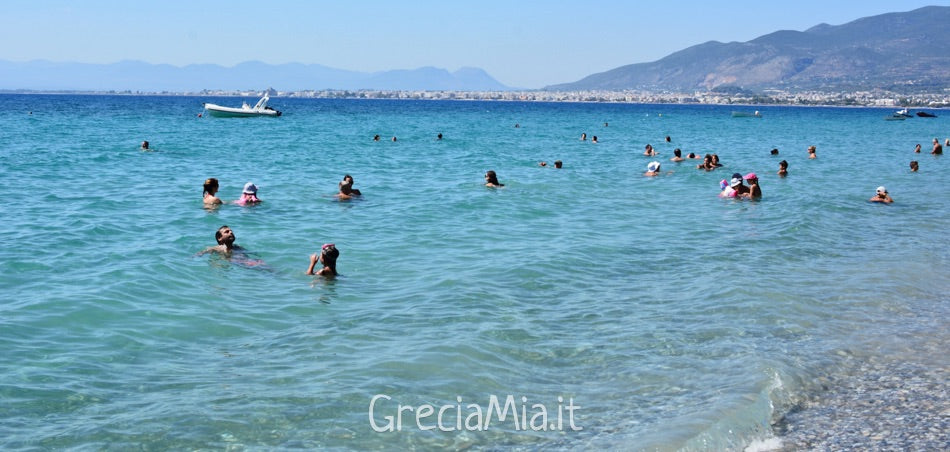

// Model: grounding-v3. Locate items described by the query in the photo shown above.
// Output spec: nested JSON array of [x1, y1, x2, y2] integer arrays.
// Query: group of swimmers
[[198, 174, 362, 278]]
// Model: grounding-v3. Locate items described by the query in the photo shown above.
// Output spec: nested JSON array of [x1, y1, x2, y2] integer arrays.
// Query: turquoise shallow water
[[1, 94, 948, 450]]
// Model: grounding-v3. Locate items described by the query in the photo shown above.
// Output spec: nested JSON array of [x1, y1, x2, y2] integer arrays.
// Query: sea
[[1, 94, 947, 450]]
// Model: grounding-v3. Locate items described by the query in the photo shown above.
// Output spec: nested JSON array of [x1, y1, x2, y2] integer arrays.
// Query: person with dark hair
[[484, 170, 504, 187], [932, 138, 943, 155], [670, 148, 684, 162], [770, 148, 779, 155], [778, 160, 788, 177], [141, 140, 150, 151], [914, 143, 921, 153], [643, 144, 656, 156], [807, 145, 817, 159], [697, 154, 715, 171], [554, 160, 563, 169], [203, 178, 223, 206], [910, 160, 919, 172], [342, 175, 362, 196], [197, 225, 242, 256], [307, 243, 339, 278]]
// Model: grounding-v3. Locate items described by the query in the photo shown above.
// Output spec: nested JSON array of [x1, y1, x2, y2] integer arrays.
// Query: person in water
[[198, 225, 242, 256], [742, 173, 761, 199], [711, 154, 723, 167], [141, 140, 150, 151], [697, 154, 715, 171], [203, 178, 223, 206], [910, 160, 919, 172], [870, 186, 893, 203], [342, 174, 362, 196], [437, 133, 443, 140], [373, 134, 380, 141], [729, 173, 750, 197], [643, 144, 656, 156], [336, 180, 357, 200], [770, 148, 779, 155], [307, 243, 340, 278], [591, 136, 598, 143], [932, 138, 943, 155], [670, 148, 684, 162], [914, 143, 922, 153], [644, 161, 661, 177], [807, 145, 817, 159], [778, 160, 789, 177], [554, 160, 563, 169], [686, 152, 701, 160], [235, 182, 261, 205], [580, 133, 587, 141], [485, 170, 504, 187]]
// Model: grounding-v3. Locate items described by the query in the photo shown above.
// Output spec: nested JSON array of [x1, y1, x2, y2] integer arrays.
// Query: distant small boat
[[203, 95, 282, 118], [731, 110, 762, 118], [916, 111, 937, 118], [893, 108, 912, 118]]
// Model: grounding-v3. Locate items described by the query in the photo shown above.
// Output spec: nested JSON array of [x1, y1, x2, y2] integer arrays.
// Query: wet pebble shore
[[774, 357, 948, 451]]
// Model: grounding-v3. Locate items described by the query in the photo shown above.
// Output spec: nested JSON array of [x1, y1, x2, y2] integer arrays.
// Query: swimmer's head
[[647, 161, 660, 172], [204, 178, 219, 195], [320, 243, 339, 274], [673, 148, 681, 157], [242, 182, 258, 195], [876, 186, 887, 195], [215, 225, 235, 245]]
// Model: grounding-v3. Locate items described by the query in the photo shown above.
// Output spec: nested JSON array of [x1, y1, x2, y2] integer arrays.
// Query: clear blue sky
[[3, 0, 947, 88]]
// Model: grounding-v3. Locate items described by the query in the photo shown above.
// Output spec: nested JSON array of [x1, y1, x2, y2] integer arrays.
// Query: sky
[[2, 1, 947, 89]]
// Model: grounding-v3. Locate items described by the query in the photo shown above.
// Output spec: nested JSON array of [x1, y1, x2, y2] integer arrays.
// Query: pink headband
[[322, 243, 335, 250]]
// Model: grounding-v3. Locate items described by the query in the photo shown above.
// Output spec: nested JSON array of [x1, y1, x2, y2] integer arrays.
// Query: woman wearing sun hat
[[644, 161, 661, 176]]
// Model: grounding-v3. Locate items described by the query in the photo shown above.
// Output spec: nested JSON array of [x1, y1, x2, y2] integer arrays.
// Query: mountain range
[[2, 6, 948, 94], [547, 6, 950, 93], [0, 60, 510, 92]]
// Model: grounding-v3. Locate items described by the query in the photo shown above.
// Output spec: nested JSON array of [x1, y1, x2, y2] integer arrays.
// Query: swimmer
[[686, 152, 701, 160], [554, 160, 562, 169], [807, 145, 817, 159], [307, 243, 340, 278], [718, 179, 736, 198], [644, 161, 661, 177], [870, 186, 893, 203], [141, 140, 150, 151], [697, 154, 715, 171], [539, 161, 548, 167], [730, 173, 750, 197], [373, 134, 380, 142], [342, 174, 362, 196], [336, 180, 356, 200], [711, 154, 722, 167], [932, 138, 943, 155], [437, 133, 443, 140], [742, 173, 761, 199], [778, 160, 788, 177], [643, 144, 656, 156], [670, 149, 684, 162], [485, 170, 504, 187], [665, 136, 671, 143], [203, 178, 223, 206], [235, 182, 261, 206], [914, 143, 921, 153], [580, 133, 587, 141], [197, 225, 242, 256], [770, 148, 779, 155], [591, 136, 598, 143], [910, 160, 919, 172], [391, 136, 397, 142]]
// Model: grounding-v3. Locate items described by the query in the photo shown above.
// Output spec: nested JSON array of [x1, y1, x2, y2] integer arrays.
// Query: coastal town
[[29, 87, 945, 108]]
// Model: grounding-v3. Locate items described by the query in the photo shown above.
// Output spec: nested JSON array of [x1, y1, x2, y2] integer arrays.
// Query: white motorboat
[[203, 95, 282, 117]]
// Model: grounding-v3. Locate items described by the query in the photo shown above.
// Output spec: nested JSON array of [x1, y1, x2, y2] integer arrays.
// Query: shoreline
[[771, 345, 949, 450], [1, 89, 948, 109]]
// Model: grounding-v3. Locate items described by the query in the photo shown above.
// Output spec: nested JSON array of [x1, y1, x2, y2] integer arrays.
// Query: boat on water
[[893, 108, 912, 118], [731, 111, 762, 118], [203, 95, 282, 118], [916, 111, 937, 118]]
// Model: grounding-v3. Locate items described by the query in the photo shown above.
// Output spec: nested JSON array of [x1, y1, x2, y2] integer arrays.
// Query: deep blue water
[[1, 94, 947, 450]]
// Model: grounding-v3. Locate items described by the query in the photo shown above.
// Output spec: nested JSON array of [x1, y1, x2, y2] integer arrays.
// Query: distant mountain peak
[[546, 6, 950, 93]]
